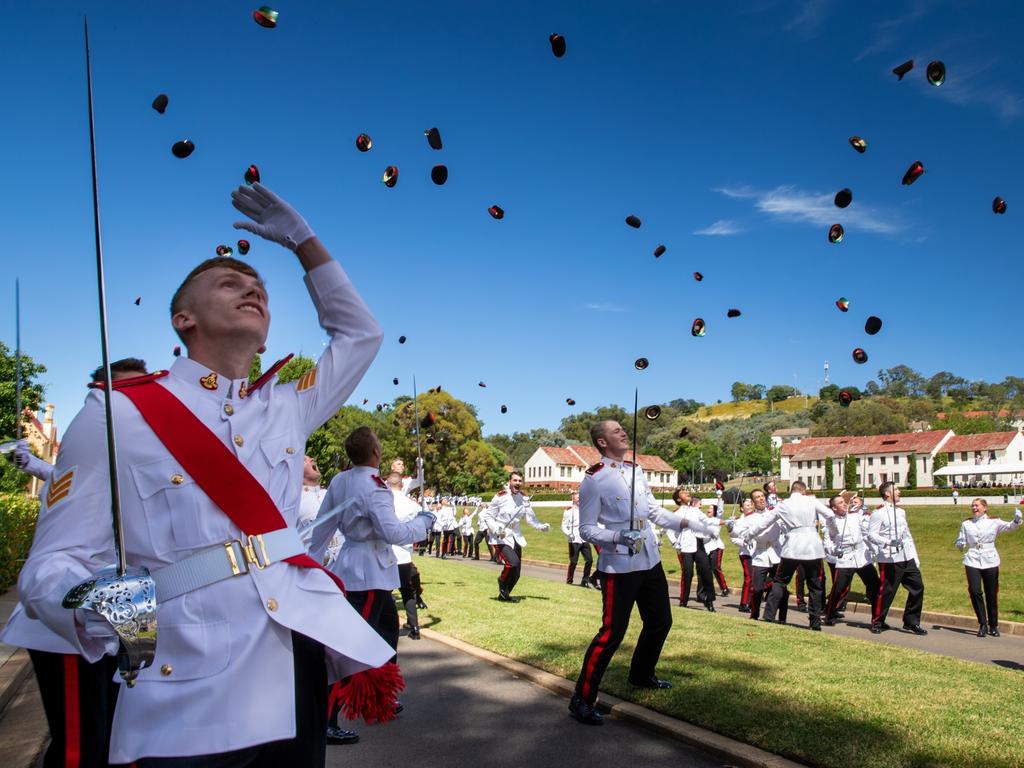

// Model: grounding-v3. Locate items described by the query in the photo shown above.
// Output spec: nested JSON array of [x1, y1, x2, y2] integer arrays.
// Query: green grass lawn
[[413, 555, 1023, 768], [493, 505, 1024, 621]]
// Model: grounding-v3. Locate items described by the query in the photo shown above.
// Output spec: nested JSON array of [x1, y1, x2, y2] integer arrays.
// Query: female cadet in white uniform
[[955, 499, 1022, 636]]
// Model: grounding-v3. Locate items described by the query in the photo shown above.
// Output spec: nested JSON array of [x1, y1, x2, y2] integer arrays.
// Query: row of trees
[[730, 382, 800, 402]]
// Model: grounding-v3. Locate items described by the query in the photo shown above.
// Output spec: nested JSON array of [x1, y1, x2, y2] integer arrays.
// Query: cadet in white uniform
[[15, 183, 396, 767], [561, 492, 594, 587], [742, 481, 834, 630], [480, 471, 550, 600], [438, 499, 458, 558], [703, 502, 729, 597], [458, 506, 477, 557], [955, 498, 1022, 637], [665, 488, 715, 609], [822, 493, 880, 625], [311, 427, 433, 738], [387, 473, 425, 639], [470, 503, 490, 560], [733, 494, 763, 611], [569, 422, 720, 726], [867, 482, 927, 635], [731, 500, 788, 622]]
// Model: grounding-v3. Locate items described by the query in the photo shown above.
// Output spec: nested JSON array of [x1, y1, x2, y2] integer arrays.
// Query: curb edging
[[0, 649, 33, 716], [420, 628, 806, 768]]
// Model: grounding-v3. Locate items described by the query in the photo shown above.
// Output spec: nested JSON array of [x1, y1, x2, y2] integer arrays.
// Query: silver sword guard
[[63, 565, 157, 687]]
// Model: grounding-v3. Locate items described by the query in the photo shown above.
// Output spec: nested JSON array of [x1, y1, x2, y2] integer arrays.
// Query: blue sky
[[2, 1, 1022, 437]]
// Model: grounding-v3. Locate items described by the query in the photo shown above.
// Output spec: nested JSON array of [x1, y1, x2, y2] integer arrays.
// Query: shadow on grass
[[993, 659, 1023, 671]]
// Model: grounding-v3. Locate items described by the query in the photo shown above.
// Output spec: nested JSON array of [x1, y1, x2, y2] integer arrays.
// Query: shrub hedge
[[1, 493, 39, 590]]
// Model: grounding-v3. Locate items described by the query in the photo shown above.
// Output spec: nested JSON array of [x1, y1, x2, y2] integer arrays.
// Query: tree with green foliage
[[932, 452, 948, 488], [844, 455, 857, 490], [766, 384, 799, 402], [819, 384, 840, 401], [907, 452, 918, 489], [0, 342, 47, 494], [825, 456, 833, 489], [813, 400, 909, 437]]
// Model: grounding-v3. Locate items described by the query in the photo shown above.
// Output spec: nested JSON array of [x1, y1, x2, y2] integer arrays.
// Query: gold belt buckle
[[224, 539, 247, 576], [244, 534, 271, 570]]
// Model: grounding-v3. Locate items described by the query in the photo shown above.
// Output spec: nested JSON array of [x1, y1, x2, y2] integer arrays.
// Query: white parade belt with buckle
[[152, 528, 305, 602]]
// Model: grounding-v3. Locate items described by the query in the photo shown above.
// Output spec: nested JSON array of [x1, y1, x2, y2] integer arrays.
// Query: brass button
[[234, 435, 244, 447], [286, 447, 296, 455], [170, 473, 184, 485], [266, 598, 279, 612], [160, 664, 173, 676], [224, 403, 234, 416]]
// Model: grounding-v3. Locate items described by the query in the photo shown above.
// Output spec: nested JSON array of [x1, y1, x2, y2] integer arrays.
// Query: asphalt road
[[445, 554, 1024, 670], [335, 633, 726, 768]]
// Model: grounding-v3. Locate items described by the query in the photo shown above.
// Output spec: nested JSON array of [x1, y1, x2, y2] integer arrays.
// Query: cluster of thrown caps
[[625, 215, 739, 325], [629, 357, 665, 422]]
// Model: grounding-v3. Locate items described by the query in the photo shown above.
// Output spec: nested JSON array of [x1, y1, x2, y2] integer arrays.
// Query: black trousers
[[460, 534, 472, 555], [795, 568, 806, 604], [28, 650, 120, 768], [471, 530, 488, 559], [708, 549, 728, 592], [873, 559, 925, 627], [426, 530, 441, 554], [441, 530, 456, 556], [764, 558, 825, 626], [497, 543, 523, 594], [749, 565, 789, 622], [965, 566, 1000, 627], [825, 564, 880, 620], [329, 590, 399, 728], [398, 562, 421, 604], [692, 539, 716, 605], [574, 563, 672, 705], [567, 542, 593, 584], [738, 554, 752, 607], [137, 632, 326, 768]]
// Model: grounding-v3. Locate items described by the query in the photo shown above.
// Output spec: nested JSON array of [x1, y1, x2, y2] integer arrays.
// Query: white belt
[[603, 519, 648, 531], [973, 542, 996, 551], [152, 528, 305, 602]]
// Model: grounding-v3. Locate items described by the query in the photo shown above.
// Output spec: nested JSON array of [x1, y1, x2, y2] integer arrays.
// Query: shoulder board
[[249, 353, 295, 392], [497, 490, 508, 496], [89, 370, 169, 390], [585, 462, 604, 476], [623, 460, 635, 466], [372, 474, 387, 488]]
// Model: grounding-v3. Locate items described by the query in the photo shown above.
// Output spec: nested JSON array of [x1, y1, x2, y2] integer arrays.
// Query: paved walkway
[[337, 634, 725, 768], [451, 555, 1024, 669]]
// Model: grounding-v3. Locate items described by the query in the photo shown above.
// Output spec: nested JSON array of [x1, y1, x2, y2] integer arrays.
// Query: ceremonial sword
[[1, 282, 22, 458], [412, 377, 426, 512], [61, 18, 157, 687]]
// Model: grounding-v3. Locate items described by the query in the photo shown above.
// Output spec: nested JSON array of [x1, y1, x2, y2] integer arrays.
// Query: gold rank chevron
[[46, 469, 75, 507], [295, 368, 317, 393]]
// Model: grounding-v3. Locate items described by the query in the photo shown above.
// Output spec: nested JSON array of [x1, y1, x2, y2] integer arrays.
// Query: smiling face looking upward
[[170, 259, 270, 350]]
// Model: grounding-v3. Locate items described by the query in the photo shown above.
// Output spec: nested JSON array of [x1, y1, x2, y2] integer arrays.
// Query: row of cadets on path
[[1, 183, 405, 767]]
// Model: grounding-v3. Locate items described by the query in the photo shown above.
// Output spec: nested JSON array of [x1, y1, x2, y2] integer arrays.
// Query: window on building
[[798, 476, 803, 484], [894, 472, 900, 483], [961, 452, 968, 462], [868, 457, 874, 466], [817, 460, 822, 469], [868, 473, 874, 484], [922, 455, 928, 472], [991, 474, 997, 483], [880, 456, 887, 466], [989, 451, 997, 461]]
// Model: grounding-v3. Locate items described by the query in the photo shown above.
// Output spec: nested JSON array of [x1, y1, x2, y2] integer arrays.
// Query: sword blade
[[412, 376, 425, 512], [630, 387, 638, 530], [14, 279, 21, 439], [84, 17, 126, 577]]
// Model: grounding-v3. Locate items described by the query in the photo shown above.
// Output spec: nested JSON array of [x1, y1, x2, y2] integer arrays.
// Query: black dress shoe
[[721, 588, 730, 597], [989, 627, 1000, 637], [903, 624, 928, 635], [823, 618, 836, 626], [737, 603, 749, 612], [394, 701, 404, 715], [326, 727, 360, 745], [977, 625, 988, 637], [408, 626, 421, 640], [834, 611, 845, 619], [870, 624, 883, 634], [497, 592, 520, 603], [705, 603, 716, 613], [568, 695, 603, 725], [416, 599, 429, 610], [628, 676, 672, 689], [810, 624, 822, 631]]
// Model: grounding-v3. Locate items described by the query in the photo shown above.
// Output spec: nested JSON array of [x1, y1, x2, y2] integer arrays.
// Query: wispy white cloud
[[924, 60, 1024, 122], [714, 185, 903, 235], [854, 2, 930, 61], [585, 302, 627, 313], [785, 0, 832, 39], [693, 220, 742, 236]]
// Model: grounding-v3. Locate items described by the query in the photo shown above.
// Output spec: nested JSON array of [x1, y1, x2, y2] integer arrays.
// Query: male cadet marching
[[867, 482, 927, 635], [569, 421, 721, 725], [562, 491, 594, 587], [736, 480, 834, 630], [481, 471, 550, 601], [15, 183, 397, 767], [2, 359, 147, 768], [386, 472, 426, 639], [311, 426, 434, 741]]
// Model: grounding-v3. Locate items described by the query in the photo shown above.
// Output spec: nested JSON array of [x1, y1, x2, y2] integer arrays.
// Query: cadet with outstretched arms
[[480, 471, 551, 601]]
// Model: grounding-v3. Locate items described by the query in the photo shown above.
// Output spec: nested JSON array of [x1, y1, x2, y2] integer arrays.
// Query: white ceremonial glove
[[615, 529, 644, 555], [954, 538, 966, 552], [1015, 509, 1022, 523], [12, 439, 31, 470], [539, 523, 551, 532], [75, 609, 119, 656], [231, 183, 315, 252]]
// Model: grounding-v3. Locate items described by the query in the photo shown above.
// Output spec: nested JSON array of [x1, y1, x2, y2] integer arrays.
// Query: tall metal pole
[[14, 279, 21, 439], [412, 377, 426, 513], [84, 18, 126, 577]]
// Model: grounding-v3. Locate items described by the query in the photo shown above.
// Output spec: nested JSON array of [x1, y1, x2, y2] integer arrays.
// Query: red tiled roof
[[541, 446, 587, 467], [942, 432, 1019, 453], [781, 430, 952, 461], [936, 410, 1024, 420], [567, 445, 675, 473]]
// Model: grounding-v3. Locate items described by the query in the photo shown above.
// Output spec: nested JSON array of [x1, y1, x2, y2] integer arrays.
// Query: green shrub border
[[1, 493, 40, 590]]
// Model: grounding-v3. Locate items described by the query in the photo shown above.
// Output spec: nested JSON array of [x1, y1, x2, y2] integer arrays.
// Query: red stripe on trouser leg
[[677, 553, 686, 601], [360, 591, 376, 620], [741, 558, 751, 603], [874, 564, 886, 621], [63, 654, 81, 768], [497, 549, 511, 582], [581, 574, 615, 701]]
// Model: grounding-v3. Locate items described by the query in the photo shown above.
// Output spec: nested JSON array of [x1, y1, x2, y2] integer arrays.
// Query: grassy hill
[[690, 395, 817, 421]]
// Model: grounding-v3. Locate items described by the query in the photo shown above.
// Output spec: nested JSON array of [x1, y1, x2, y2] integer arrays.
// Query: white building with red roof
[[935, 431, 1024, 486], [523, 445, 677, 492], [780, 430, 954, 489]]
